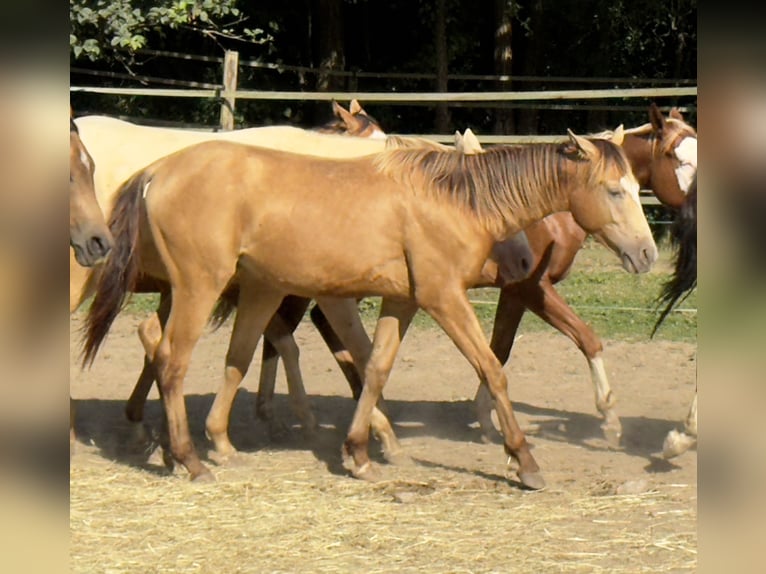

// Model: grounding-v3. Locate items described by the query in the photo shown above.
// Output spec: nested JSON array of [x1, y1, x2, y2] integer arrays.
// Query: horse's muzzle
[[72, 233, 113, 267], [621, 240, 658, 274]]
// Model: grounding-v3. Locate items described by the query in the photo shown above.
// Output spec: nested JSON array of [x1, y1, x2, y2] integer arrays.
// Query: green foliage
[[70, 0, 270, 61]]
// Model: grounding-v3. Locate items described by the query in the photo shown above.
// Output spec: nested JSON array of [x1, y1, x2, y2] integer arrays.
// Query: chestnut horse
[[470, 104, 696, 445], [81, 131, 656, 489]]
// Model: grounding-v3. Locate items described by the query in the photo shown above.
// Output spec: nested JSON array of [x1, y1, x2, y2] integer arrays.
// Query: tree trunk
[[316, 0, 345, 92], [494, 0, 515, 134], [518, 0, 542, 134], [434, 0, 451, 132]]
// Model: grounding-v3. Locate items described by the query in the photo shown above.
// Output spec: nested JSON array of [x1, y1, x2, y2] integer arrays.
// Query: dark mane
[[652, 174, 697, 336]]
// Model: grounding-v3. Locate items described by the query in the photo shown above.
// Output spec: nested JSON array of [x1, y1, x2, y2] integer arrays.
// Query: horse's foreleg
[[205, 283, 285, 459], [341, 298, 417, 479], [475, 288, 527, 443], [316, 297, 407, 464], [423, 288, 544, 490], [523, 280, 621, 447], [255, 296, 311, 437]]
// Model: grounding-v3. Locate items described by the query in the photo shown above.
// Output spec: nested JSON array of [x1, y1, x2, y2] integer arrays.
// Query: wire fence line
[[100, 46, 698, 86]]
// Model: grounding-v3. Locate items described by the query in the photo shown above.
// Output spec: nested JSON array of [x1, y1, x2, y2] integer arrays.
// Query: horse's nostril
[[88, 234, 112, 258], [521, 257, 531, 274]]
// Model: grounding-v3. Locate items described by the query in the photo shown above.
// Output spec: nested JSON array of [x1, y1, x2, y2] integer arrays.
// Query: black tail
[[652, 176, 697, 337], [80, 170, 148, 367], [210, 286, 239, 330]]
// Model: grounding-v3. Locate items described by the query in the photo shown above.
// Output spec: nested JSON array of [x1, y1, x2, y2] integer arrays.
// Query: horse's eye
[[608, 186, 622, 198]]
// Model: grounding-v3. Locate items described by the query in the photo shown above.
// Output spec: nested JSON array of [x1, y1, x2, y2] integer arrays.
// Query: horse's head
[[607, 106, 697, 209], [325, 99, 387, 140], [70, 113, 113, 266], [564, 128, 658, 274]]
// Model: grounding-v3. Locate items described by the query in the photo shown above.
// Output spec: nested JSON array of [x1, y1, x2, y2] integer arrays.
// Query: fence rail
[[71, 49, 695, 208]]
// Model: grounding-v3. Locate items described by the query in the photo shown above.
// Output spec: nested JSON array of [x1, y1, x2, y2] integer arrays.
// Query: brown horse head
[[621, 104, 697, 209], [70, 113, 113, 266], [564, 129, 658, 273], [318, 100, 387, 139]]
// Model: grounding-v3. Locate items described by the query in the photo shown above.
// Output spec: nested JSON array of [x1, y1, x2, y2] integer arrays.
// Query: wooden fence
[[71, 49, 697, 207]]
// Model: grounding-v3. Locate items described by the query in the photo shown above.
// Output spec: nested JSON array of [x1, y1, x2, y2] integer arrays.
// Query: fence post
[[219, 50, 239, 130]]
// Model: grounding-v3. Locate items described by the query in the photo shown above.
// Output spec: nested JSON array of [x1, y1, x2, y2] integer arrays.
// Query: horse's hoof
[[191, 469, 216, 483], [352, 461, 381, 482], [208, 447, 239, 466], [602, 424, 623, 450], [385, 450, 415, 467], [662, 429, 696, 459], [517, 471, 546, 491]]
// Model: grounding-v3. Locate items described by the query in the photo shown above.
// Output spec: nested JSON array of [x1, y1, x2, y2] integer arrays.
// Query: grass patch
[[92, 239, 696, 344]]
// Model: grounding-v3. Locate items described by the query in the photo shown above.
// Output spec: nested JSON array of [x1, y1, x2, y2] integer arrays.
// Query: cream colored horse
[[82, 131, 657, 490]]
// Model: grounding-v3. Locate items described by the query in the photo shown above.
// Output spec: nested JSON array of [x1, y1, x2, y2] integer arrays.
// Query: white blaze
[[369, 129, 387, 140], [620, 174, 641, 206], [674, 137, 697, 194]]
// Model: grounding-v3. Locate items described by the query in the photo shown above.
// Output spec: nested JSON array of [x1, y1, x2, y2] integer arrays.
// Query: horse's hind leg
[[262, 312, 318, 437], [255, 296, 312, 437], [310, 303, 365, 399], [521, 280, 621, 447], [153, 285, 222, 482], [474, 288, 527, 443], [663, 391, 697, 459], [205, 282, 286, 460], [127, 291, 171, 424]]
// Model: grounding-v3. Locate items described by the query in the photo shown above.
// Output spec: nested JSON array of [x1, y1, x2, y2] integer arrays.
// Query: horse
[[252, 105, 697, 449], [652, 175, 697, 458], [69, 113, 112, 267], [80, 130, 657, 489], [469, 104, 697, 445], [72, 103, 529, 459], [70, 108, 113, 455]]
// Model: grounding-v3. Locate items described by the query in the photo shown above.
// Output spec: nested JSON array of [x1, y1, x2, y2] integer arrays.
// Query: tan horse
[[73, 103, 514, 459], [70, 110, 113, 455], [69, 114, 112, 267], [82, 131, 656, 490], [253, 108, 697, 450], [70, 100, 392, 312]]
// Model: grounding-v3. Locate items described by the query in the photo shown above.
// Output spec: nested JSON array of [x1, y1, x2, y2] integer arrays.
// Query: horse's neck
[[622, 134, 653, 188]]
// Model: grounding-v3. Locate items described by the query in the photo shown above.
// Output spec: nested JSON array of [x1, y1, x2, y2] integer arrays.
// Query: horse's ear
[[349, 99, 363, 115], [566, 129, 599, 159], [461, 128, 484, 154], [454, 130, 464, 150], [649, 102, 665, 132], [669, 107, 684, 121], [332, 100, 354, 125], [611, 124, 625, 146]]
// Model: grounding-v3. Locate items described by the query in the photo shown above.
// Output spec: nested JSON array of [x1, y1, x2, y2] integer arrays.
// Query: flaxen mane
[[384, 135, 452, 151], [374, 139, 627, 235]]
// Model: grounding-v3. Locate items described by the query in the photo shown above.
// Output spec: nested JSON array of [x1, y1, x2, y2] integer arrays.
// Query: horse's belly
[[242, 241, 411, 299]]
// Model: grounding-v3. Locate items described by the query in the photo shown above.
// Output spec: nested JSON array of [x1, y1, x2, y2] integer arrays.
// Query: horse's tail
[[80, 169, 148, 367], [652, 176, 697, 337], [209, 285, 239, 330]]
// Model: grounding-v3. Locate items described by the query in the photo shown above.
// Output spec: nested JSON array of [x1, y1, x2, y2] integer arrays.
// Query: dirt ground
[[70, 312, 697, 573]]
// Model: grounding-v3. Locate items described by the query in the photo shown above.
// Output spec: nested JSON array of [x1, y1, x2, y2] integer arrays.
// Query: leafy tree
[[70, 0, 270, 62]]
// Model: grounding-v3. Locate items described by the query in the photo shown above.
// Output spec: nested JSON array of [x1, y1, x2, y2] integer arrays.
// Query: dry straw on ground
[[71, 447, 696, 574]]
